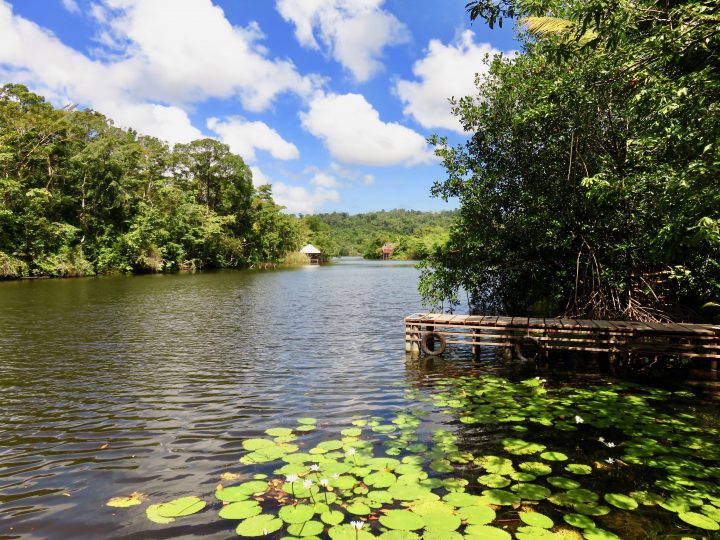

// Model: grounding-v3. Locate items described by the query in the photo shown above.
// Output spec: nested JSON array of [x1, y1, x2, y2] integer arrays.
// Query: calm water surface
[[0, 259, 717, 539]]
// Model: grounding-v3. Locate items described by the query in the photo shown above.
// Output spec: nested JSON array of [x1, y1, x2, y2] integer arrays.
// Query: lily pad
[[603, 493, 638, 510], [155, 496, 206, 518], [457, 505, 496, 524], [321, 510, 344, 525], [236, 514, 283, 537], [573, 503, 611, 516], [519, 462, 552, 476], [279, 504, 314, 524], [540, 451, 568, 461], [481, 489, 521, 505], [379, 510, 425, 531], [547, 476, 581, 489], [107, 492, 145, 507], [287, 520, 324, 537], [477, 474, 511, 488], [242, 438, 275, 451], [564, 513, 595, 529], [678, 511, 720, 530], [146, 504, 174, 524], [298, 418, 317, 425], [519, 511, 553, 528], [565, 463, 592, 475], [265, 427, 293, 437], [218, 501, 262, 520], [582, 527, 621, 539], [464, 524, 512, 539], [346, 502, 372, 515], [511, 483, 551, 500], [422, 511, 461, 532]]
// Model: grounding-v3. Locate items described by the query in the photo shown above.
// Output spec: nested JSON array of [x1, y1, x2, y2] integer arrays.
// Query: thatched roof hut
[[300, 244, 322, 264]]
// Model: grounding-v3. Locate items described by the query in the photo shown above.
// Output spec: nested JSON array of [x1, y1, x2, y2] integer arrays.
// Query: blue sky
[[0, 0, 517, 214]]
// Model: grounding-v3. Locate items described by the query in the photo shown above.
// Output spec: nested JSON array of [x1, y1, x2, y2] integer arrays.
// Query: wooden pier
[[405, 313, 720, 366]]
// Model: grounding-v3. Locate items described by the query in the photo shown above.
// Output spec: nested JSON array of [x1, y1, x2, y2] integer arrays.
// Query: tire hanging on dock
[[421, 332, 447, 356], [514, 336, 541, 362]]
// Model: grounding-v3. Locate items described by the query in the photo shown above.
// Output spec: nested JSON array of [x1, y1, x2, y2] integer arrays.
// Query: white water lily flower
[[303, 479, 313, 488], [574, 415, 584, 424], [347, 448, 357, 455], [310, 464, 320, 472], [320, 478, 329, 487], [286, 474, 298, 483], [598, 436, 605, 443], [605, 457, 615, 464], [606, 442, 616, 448], [350, 520, 365, 530], [332, 473, 340, 479]]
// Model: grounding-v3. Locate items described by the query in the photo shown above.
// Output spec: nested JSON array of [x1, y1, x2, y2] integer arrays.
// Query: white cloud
[[276, 0, 408, 82], [272, 182, 340, 214], [300, 92, 433, 166], [61, 0, 81, 14], [0, 0, 320, 144], [208, 116, 299, 162], [362, 174, 375, 186], [249, 166, 272, 187], [311, 172, 339, 188], [395, 30, 503, 133]]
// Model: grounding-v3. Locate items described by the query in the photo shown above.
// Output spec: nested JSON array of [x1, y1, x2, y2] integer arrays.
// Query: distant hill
[[302, 209, 455, 259]]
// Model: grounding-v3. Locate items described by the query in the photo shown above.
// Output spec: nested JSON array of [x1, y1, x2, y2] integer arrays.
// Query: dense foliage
[[420, 0, 720, 321], [0, 84, 304, 277], [305, 210, 454, 260]]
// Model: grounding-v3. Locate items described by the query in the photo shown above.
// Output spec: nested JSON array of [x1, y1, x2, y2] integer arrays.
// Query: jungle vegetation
[[420, 0, 720, 322]]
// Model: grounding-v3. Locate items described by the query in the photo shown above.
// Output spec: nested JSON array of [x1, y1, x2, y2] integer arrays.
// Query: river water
[[1, 259, 718, 539]]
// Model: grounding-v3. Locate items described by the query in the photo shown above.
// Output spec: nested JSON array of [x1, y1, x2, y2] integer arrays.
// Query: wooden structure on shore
[[381, 243, 395, 260], [300, 244, 322, 265], [405, 313, 720, 369]]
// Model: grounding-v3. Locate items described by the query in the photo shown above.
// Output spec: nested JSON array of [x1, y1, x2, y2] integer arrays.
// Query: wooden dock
[[404, 313, 720, 364]]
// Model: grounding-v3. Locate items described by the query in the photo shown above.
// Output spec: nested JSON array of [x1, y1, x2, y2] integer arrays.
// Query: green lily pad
[[678, 511, 720, 530], [321, 510, 344, 525], [242, 438, 275, 451], [341, 428, 362, 437], [479, 456, 515, 475], [519, 511, 553, 528], [477, 474, 511, 488], [265, 427, 293, 437], [442, 492, 483, 507], [298, 418, 317, 425], [573, 503, 611, 516], [540, 451, 568, 461], [565, 464, 592, 475], [155, 496, 206, 518], [564, 513, 595, 528], [603, 493, 638, 510], [327, 524, 374, 540], [365, 471, 396, 488], [216, 481, 268, 502], [218, 501, 262, 520], [547, 476, 581, 489], [236, 514, 283, 536], [519, 462, 552, 475], [464, 524, 512, 539], [346, 502, 372, 515], [422, 511, 461, 532], [481, 489, 521, 505], [146, 504, 174, 524], [566, 489, 600, 504], [701, 504, 720, 521], [511, 483, 551, 500], [287, 520, 324, 537], [379, 510, 425, 531], [457, 505, 496, 524], [582, 527, 621, 539], [279, 504, 314, 523]]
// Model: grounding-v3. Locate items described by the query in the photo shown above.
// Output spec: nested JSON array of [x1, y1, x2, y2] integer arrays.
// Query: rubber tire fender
[[421, 332, 447, 356], [514, 336, 541, 362]]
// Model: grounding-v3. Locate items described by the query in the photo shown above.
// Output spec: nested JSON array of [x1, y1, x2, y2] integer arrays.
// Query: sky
[[0, 0, 518, 214]]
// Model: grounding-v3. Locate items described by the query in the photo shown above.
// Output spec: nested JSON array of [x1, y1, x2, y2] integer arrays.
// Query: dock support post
[[503, 346, 513, 363], [405, 324, 421, 356], [425, 325, 435, 353], [472, 330, 481, 361]]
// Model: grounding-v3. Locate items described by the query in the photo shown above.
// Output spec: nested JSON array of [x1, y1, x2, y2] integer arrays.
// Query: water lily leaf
[[279, 504, 314, 523], [481, 489, 521, 505], [219, 501, 262, 520], [603, 493, 638, 510], [346, 502, 372, 515], [298, 418, 317, 425], [442, 492, 483, 507], [341, 428, 361, 437], [464, 524, 512, 539], [519, 511, 553, 528], [479, 456, 515, 475], [566, 489, 599, 504], [519, 462, 552, 476], [511, 483, 551, 500], [540, 451, 568, 461], [509, 471, 537, 482], [216, 481, 268, 502], [502, 438, 546, 455], [379, 531, 421, 540], [582, 527, 621, 539], [365, 471, 396, 488], [457, 504, 496, 524], [372, 425, 396, 434], [573, 503, 611, 516], [477, 474, 511, 488], [106, 492, 146, 507], [422, 511, 461, 532], [379, 509, 425, 530], [265, 427, 293, 437], [547, 476, 581, 489], [287, 519, 324, 536], [678, 511, 720, 530], [332, 476, 357, 490], [321, 510, 344, 525], [155, 496, 206, 518], [565, 464, 592, 475], [563, 513, 595, 528], [429, 459, 453, 473], [327, 524, 374, 540], [146, 504, 174, 524], [242, 438, 275, 451], [701, 504, 720, 521], [389, 483, 432, 501], [368, 490, 393, 504], [628, 491, 663, 506], [296, 424, 316, 432], [515, 526, 558, 539], [236, 514, 283, 537]]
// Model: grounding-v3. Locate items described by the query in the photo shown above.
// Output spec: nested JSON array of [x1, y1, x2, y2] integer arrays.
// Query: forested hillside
[[304, 209, 455, 259]]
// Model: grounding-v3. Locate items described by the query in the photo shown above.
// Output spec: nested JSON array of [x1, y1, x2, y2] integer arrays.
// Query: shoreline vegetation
[[0, 83, 452, 281]]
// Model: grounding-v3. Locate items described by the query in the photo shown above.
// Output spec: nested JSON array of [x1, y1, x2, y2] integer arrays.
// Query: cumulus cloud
[[249, 166, 272, 187], [272, 182, 340, 214], [276, 0, 408, 82], [311, 172, 339, 188], [300, 92, 433, 166], [61, 0, 81, 14], [0, 0, 319, 143], [395, 30, 503, 133], [208, 116, 299, 162]]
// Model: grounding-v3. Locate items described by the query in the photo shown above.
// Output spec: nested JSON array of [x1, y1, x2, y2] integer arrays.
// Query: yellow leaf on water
[[106, 492, 146, 508], [220, 472, 241, 481]]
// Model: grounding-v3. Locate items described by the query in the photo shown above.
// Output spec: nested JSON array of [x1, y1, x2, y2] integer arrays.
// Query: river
[[1, 259, 718, 539]]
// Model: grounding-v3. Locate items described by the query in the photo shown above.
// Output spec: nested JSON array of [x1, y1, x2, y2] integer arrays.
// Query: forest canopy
[[419, 0, 720, 322]]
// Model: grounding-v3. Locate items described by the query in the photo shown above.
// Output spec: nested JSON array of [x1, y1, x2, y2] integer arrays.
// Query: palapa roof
[[300, 243, 321, 254]]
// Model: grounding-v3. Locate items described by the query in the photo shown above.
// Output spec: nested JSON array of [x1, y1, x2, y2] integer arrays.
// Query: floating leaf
[[321, 510, 344, 525], [477, 474, 511, 488], [547, 476, 581, 489], [279, 504, 314, 523], [379, 509, 425, 531], [502, 438, 546, 455], [243, 438, 275, 451], [346, 501, 372, 515], [456, 505, 496, 524], [327, 523, 374, 540], [565, 464, 592, 475], [563, 513, 595, 528], [573, 503, 611, 516], [287, 519, 324, 536], [511, 483, 551, 500], [481, 489, 521, 505], [298, 418, 317, 425], [540, 451, 568, 461], [216, 481, 268, 502], [341, 428, 361, 437], [678, 511, 720, 530], [603, 493, 638, 510], [582, 527, 621, 539], [422, 511, 461, 532], [463, 524, 512, 539], [236, 514, 283, 537], [265, 427, 293, 437], [519, 462, 552, 476], [146, 504, 174, 524], [106, 492, 145, 507], [519, 511, 553, 528], [155, 496, 206, 518], [218, 501, 262, 520]]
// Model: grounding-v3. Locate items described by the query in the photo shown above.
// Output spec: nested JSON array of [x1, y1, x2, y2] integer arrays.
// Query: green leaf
[[519, 511, 553, 528], [236, 514, 283, 536], [155, 496, 206, 518], [279, 504, 315, 524], [379, 510, 425, 531], [218, 501, 262, 520], [603, 493, 638, 510], [678, 512, 720, 530]]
